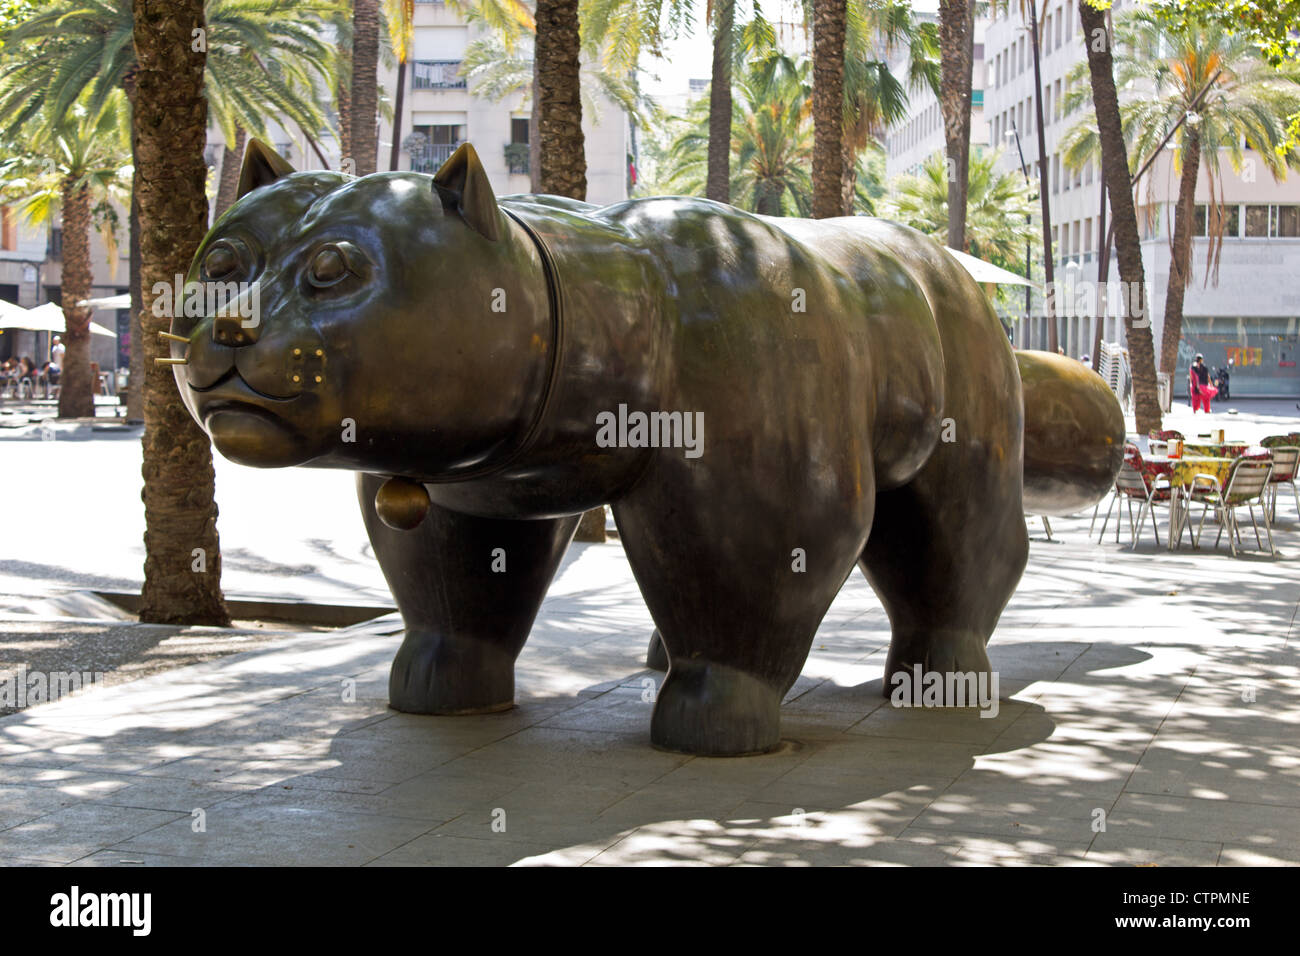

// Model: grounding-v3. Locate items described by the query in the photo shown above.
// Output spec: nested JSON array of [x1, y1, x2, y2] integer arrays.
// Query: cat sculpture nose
[[212, 310, 261, 347]]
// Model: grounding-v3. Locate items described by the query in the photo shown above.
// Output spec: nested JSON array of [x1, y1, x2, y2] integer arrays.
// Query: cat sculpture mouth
[[189, 369, 315, 467]]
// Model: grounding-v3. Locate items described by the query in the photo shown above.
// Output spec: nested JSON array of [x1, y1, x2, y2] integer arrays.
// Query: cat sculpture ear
[[236, 139, 297, 201], [432, 143, 503, 242]]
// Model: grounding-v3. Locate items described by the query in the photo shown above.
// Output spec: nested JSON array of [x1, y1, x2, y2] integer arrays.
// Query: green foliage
[[0, 0, 340, 149], [0, 89, 131, 259], [881, 148, 1038, 271]]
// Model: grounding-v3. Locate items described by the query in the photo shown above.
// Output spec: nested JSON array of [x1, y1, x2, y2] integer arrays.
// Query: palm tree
[[0, 0, 338, 413], [840, 1, 940, 214], [882, 148, 1037, 268], [707, 0, 735, 202], [666, 56, 816, 215], [133, 0, 229, 625], [0, 94, 131, 418], [1063, 10, 1300, 375], [937, 0, 975, 246], [811, 0, 847, 218], [1077, 0, 1161, 433], [383, 0, 414, 171], [350, 0, 380, 174], [534, 0, 587, 199]]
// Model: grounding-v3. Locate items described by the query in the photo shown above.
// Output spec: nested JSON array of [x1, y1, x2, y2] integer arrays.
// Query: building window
[[1276, 205, 1300, 237], [48, 226, 62, 259], [1194, 203, 1240, 237], [408, 124, 463, 172], [411, 60, 466, 90], [688, 78, 709, 95], [1244, 204, 1271, 237]]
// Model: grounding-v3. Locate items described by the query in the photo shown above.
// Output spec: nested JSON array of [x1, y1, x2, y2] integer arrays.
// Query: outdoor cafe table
[[1140, 455, 1235, 549], [1183, 441, 1251, 458]]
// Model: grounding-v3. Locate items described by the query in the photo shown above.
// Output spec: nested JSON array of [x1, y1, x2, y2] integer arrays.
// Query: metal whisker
[[158, 331, 190, 343], [155, 357, 188, 366]]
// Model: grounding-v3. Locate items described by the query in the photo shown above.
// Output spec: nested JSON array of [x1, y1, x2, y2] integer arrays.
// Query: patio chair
[[1188, 459, 1275, 557], [1101, 454, 1170, 549], [1263, 446, 1299, 523], [1092, 442, 1140, 536]]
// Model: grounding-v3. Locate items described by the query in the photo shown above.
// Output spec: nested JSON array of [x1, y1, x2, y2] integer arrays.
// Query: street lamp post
[[1005, 124, 1034, 347]]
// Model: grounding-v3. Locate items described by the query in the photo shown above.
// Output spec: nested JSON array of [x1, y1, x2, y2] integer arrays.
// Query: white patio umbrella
[[0, 297, 34, 326], [77, 293, 131, 311], [14, 302, 117, 338], [945, 247, 1038, 288]]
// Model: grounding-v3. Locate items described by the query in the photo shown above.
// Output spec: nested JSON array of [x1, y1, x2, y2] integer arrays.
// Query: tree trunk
[[350, 0, 379, 176], [536, 0, 599, 538], [1030, 0, 1057, 349], [389, 55, 407, 172], [338, 58, 352, 165], [529, 64, 542, 192], [1160, 129, 1200, 375], [214, 126, 246, 220], [1079, 0, 1161, 433], [125, 68, 144, 422], [939, 0, 974, 248], [756, 180, 785, 216], [706, 0, 733, 203], [134, 0, 230, 626], [56, 179, 94, 420], [812, 0, 846, 219], [840, 136, 857, 215], [536, 0, 587, 199]]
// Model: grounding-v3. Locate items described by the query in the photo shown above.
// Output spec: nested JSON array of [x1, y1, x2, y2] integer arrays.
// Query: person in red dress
[[1189, 354, 1218, 413]]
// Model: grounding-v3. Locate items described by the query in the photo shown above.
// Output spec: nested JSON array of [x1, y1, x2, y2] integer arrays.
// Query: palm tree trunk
[[536, 0, 598, 539], [840, 136, 857, 215], [214, 126, 247, 220], [536, 0, 587, 199], [706, 0, 733, 203], [1078, 0, 1161, 433], [124, 68, 144, 422], [812, 0, 847, 219], [134, 0, 230, 626], [938, 0, 975, 248], [56, 179, 94, 420], [389, 56, 407, 172], [1160, 129, 1200, 375], [350, 0, 379, 176], [756, 180, 785, 216], [338, 63, 352, 164], [529, 65, 542, 192]]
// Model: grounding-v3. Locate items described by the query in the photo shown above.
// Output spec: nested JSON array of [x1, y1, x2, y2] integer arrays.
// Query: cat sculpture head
[[166, 140, 553, 480]]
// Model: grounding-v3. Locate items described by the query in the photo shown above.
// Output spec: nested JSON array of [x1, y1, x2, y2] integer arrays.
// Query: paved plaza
[[0, 399, 1297, 866]]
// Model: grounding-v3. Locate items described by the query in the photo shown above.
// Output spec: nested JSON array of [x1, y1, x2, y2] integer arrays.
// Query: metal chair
[[1188, 459, 1276, 557], [1102, 456, 1169, 549], [1264, 446, 1299, 523]]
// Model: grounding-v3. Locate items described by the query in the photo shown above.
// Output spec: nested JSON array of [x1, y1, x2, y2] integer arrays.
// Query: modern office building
[[982, 0, 1300, 397]]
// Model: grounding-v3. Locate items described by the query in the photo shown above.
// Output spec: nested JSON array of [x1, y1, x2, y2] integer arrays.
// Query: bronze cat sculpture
[[165, 140, 1124, 756]]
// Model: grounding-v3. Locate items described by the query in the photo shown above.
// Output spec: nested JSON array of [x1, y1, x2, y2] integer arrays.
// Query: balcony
[[409, 143, 459, 173], [411, 60, 466, 91], [504, 143, 529, 175]]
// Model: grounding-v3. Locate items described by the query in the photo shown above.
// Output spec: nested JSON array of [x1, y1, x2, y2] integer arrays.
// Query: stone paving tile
[[1084, 834, 1224, 866], [0, 804, 185, 864], [1125, 738, 1300, 807], [1107, 792, 1300, 849], [110, 804, 437, 866], [367, 833, 564, 867]]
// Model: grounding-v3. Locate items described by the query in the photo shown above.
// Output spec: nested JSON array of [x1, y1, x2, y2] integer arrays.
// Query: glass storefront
[[1176, 317, 1300, 398]]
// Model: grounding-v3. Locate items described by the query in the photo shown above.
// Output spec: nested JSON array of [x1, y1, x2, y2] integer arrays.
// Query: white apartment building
[[884, 14, 991, 180], [984, 1, 1300, 397], [375, 0, 630, 204]]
